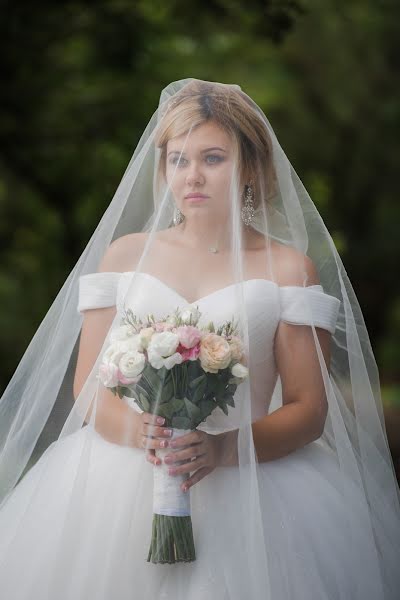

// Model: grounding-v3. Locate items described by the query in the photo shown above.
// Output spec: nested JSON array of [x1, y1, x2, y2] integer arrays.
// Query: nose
[[185, 161, 204, 187]]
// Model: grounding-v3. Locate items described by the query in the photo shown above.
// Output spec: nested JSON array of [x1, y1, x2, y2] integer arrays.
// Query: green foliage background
[[0, 0, 399, 407]]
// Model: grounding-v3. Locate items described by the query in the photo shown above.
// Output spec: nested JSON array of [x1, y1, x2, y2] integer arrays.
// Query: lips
[[185, 193, 209, 199]]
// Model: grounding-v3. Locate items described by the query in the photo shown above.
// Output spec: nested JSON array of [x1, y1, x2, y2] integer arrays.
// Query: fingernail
[[164, 429, 172, 436], [160, 440, 168, 448], [182, 485, 188, 492], [157, 417, 165, 425]]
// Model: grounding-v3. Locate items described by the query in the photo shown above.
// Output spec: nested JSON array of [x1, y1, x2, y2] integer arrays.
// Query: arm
[[73, 234, 146, 448], [73, 305, 141, 448], [217, 250, 331, 466], [215, 322, 331, 467]]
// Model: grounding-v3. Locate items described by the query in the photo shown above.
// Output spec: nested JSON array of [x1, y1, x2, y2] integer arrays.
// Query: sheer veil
[[0, 78, 399, 598]]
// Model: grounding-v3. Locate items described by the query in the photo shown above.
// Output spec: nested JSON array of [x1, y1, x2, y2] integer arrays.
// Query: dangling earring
[[173, 205, 185, 225], [241, 181, 255, 225]]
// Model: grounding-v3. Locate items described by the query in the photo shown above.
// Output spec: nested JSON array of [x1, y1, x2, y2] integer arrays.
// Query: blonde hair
[[154, 80, 277, 210]]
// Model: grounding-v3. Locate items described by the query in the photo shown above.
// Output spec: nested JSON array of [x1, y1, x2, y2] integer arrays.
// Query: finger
[[182, 466, 214, 492], [142, 413, 166, 426], [164, 446, 206, 464], [146, 449, 161, 466], [167, 455, 206, 476], [142, 423, 173, 438], [141, 436, 170, 450], [169, 430, 203, 449]]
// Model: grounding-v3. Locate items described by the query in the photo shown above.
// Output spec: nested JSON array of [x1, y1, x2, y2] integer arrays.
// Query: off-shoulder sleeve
[[279, 284, 341, 334], [77, 272, 122, 313]]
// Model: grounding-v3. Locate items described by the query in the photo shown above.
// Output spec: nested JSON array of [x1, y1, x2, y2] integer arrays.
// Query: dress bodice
[[78, 271, 340, 432]]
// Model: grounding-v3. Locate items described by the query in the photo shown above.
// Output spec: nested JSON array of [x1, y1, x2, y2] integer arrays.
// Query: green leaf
[[141, 364, 162, 393], [160, 378, 175, 403], [119, 386, 136, 398], [188, 374, 207, 389], [224, 395, 235, 407], [190, 376, 207, 404], [218, 402, 229, 416], [139, 392, 150, 412], [156, 398, 185, 419], [184, 397, 201, 422], [171, 416, 191, 429], [199, 398, 217, 420]]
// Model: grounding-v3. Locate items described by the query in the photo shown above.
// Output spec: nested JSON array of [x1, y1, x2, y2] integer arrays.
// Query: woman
[[0, 78, 399, 599]]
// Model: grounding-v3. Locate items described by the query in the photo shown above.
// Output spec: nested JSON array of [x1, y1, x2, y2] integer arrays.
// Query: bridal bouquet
[[98, 304, 248, 564]]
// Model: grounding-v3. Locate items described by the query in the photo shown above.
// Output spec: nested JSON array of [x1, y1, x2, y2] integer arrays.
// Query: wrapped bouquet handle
[[148, 428, 195, 563]]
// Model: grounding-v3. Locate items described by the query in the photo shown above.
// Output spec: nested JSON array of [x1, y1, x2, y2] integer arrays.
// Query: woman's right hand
[[135, 412, 174, 465]]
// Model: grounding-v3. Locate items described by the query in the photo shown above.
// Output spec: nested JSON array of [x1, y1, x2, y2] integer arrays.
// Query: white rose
[[139, 326, 155, 349], [119, 351, 146, 378], [164, 352, 183, 369], [231, 363, 249, 379], [102, 341, 128, 367], [148, 331, 179, 357], [148, 348, 183, 370], [98, 362, 119, 387], [181, 305, 201, 325], [110, 324, 136, 343]]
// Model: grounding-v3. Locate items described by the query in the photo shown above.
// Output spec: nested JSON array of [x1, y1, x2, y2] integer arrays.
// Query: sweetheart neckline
[[121, 271, 279, 305]]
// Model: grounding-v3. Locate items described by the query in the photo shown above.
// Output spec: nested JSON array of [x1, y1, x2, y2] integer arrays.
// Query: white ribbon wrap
[[153, 427, 192, 517]]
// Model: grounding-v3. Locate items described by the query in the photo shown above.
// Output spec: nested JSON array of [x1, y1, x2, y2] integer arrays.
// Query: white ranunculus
[[165, 314, 178, 326], [231, 363, 249, 379], [119, 351, 146, 378], [110, 324, 137, 343], [148, 331, 179, 357], [180, 305, 201, 326]]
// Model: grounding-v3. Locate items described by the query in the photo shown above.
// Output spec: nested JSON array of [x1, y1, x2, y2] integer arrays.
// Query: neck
[[175, 215, 233, 251]]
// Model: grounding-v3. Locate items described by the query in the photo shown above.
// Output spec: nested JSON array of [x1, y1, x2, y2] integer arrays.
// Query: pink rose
[[176, 325, 202, 349], [177, 342, 201, 362], [228, 335, 244, 362], [117, 370, 141, 385]]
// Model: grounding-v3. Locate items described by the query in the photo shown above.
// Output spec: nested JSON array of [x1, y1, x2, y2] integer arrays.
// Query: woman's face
[[165, 120, 235, 220]]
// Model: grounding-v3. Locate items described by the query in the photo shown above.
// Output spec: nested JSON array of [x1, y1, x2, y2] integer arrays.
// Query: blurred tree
[[0, 0, 399, 397]]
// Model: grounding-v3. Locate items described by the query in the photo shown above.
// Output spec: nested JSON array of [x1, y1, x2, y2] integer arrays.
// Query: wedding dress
[[0, 270, 397, 599], [1, 78, 400, 599]]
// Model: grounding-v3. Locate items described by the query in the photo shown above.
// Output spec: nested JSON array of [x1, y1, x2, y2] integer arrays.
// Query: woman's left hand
[[146, 429, 220, 493]]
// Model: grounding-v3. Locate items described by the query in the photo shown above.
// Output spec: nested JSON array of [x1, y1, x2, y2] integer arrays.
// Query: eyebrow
[[167, 147, 227, 156]]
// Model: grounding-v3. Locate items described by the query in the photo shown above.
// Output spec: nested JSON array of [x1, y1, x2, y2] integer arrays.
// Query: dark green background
[[1, 0, 399, 415]]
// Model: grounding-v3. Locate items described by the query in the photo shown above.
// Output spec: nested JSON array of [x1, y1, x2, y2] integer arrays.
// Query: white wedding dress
[[0, 272, 398, 599]]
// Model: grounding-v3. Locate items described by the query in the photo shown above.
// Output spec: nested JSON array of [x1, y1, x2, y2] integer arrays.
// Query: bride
[[0, 78, 399, 599]]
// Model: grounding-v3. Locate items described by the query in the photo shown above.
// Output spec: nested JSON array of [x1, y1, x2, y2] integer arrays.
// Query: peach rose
[[228, 335, 244, 362], [199, 333, 232, 373]]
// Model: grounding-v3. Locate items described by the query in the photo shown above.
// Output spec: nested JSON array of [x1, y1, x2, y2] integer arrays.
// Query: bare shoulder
[[270, 242, 320, 287], [97, 232, 149, 273]]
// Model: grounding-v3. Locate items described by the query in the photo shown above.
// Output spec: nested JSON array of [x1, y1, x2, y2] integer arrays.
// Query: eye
[[169, 156, 188, 167], [205, 155, 223, 164]]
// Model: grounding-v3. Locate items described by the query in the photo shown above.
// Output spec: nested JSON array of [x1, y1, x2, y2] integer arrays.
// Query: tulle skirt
[[0, 425, 397, 599]]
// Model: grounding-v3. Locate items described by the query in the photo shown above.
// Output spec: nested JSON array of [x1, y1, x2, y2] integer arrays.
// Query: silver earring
[[173, 206, 185, 225], [241, 182, 255, 225]]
